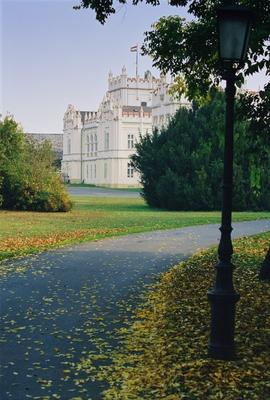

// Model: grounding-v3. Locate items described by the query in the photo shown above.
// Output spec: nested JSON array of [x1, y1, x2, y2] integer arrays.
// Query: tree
[[0, 117, 72, 212], [131, 89, 270, 211], [74, 0, 269, 133], [0, 117, 25, 207]]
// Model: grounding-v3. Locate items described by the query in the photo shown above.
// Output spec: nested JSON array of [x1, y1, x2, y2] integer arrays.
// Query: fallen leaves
[[99, 232, 270, 399], [0, 201, 269, 264], [0, 227, 128, 264]]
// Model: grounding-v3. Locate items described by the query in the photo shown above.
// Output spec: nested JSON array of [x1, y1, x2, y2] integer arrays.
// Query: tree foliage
[[74, 0, 162, 24], [75, 0, 270, 134], [131, 89, 270, 211], [0, 117, 72, 212]]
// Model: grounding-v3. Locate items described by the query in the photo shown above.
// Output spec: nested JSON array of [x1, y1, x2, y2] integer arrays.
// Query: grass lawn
[[100, 232, 270, 399], [0, 195, 269, 261]]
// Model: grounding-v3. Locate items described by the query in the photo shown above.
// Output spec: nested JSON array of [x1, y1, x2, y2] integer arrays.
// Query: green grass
[[0, 195, 269, 261]]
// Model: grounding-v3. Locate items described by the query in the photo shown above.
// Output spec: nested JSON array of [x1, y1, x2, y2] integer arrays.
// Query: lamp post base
[[208, 344, 237, 361], [208, 288, 240, 360]]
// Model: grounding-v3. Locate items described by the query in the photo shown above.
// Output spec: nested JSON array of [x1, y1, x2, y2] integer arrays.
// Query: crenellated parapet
[[63, 105, 98, 130], [83, 111, 98, 122], [108, 67, 161, 93], [62, 67, 186, 185]]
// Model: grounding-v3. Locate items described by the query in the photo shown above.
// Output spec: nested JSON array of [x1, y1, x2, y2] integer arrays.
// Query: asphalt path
[[67, 186, 141, 198], [0, 219, 269, 399]]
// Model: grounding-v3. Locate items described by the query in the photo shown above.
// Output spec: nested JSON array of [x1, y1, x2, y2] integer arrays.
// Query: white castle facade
[[61, 68, 189, 187]]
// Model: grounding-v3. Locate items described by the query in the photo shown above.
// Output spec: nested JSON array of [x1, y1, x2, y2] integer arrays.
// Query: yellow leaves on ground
[[100, 232, 270, 400], [0, 198, 269, 264], [0, 227, 127, 259]]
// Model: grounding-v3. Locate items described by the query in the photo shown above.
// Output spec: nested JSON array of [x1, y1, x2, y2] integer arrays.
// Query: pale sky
[[1, 0, 268, 133]]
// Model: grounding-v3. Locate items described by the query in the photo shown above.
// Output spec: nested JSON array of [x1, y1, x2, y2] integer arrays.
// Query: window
[[87, 135, 90, 156], [104, 163, 107, 179], [86, 164, 89, 179], [128, 134, 134, 149], [68, 138, 71, 154], [94, 164, 96, 178], [127, 162, 134, 178], [90, 164, 93, 179], [94, 134, 98, 153], [91, 135, 94, 154], [104, 132, 109, 150]]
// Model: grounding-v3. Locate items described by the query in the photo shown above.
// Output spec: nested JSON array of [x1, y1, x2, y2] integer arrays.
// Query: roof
[[122, 105, 152, 113]]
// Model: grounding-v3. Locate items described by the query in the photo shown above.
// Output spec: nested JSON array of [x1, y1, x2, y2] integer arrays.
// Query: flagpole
[[136, 44, 138, 79], [130, 44, 139, 101], [136, 44, 139, 101]]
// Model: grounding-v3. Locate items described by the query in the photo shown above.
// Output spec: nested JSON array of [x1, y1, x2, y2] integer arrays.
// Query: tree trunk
[[259, 246, 270, 280]]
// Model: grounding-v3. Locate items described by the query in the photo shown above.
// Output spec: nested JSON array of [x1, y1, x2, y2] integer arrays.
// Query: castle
[[61, 67, 190, 187]]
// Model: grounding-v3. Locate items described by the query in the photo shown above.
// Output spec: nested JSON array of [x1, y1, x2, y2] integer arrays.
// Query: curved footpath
[[0, 219, 269, 399], [67, 186, 140, 198]]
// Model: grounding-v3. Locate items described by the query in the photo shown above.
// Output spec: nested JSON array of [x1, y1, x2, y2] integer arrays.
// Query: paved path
[[0, 220, 269, 399], [67, 186, 141, 198]]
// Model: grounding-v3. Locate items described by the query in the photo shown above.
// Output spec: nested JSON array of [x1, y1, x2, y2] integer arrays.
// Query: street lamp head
[[217, 4, 252, 68]]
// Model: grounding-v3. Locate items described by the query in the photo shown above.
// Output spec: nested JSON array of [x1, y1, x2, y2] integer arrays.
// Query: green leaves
[[132, 88, 270, 211], [77, 1, 269, 128], [0, 117, 72, 212]]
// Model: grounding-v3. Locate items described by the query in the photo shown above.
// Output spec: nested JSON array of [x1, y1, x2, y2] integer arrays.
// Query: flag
[[130, 45, 138, 52]]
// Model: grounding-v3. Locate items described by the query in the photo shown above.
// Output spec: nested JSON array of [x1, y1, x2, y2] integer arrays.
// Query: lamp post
[[208, 3, 252, 360]]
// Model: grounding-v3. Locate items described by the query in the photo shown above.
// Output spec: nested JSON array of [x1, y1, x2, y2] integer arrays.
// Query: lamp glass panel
[[219, 17, 247, 61]]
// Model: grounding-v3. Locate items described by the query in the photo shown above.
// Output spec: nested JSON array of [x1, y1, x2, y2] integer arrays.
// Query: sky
[[1, 0, 268, 133]]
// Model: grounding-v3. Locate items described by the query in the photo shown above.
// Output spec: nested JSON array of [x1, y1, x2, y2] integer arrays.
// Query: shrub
[[131, 89, 270, 211], [0, 117, 72, 212]]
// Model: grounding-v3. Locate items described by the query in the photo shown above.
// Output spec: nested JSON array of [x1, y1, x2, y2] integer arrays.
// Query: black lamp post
[[208, 3, 252, 360]]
